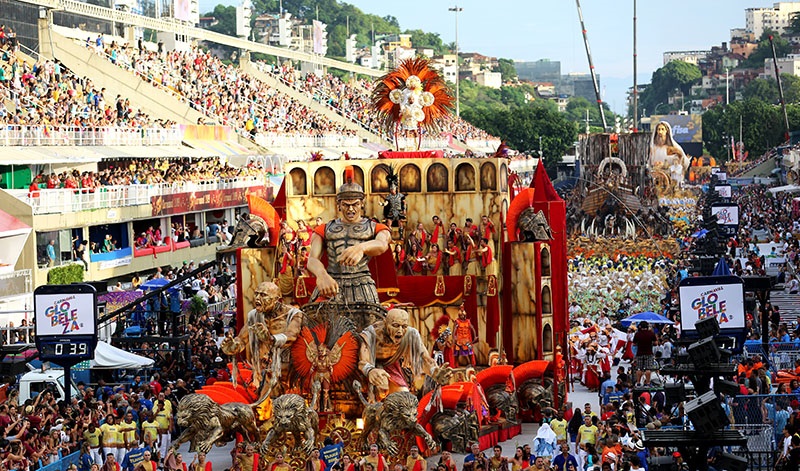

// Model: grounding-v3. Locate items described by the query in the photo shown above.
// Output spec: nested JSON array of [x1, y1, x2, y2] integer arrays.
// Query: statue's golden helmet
[[337, 166, 364, 202]]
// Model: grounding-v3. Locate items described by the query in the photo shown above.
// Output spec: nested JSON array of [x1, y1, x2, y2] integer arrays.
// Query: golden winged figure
[[291, 317, 359, 412]]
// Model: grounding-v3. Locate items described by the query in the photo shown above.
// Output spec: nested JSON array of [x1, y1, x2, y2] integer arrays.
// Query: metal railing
[[0, 325, 34, 345], [11, 175, 265, 214], [254, 132, 360, 149], [0, 126, 183, 146], [0, 269, 31, 299], [26, 0, 382, 77], [743, 342, 800, 373], [466, 138, 502, 151], [207, 298, 235, 314]]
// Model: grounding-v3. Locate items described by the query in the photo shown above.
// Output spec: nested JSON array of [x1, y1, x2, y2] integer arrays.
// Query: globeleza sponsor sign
[[679, 277, 745, 332], [35, 291, 96, 336]]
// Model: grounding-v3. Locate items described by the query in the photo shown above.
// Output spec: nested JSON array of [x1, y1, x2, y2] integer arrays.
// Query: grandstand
[[0, 0, 501, 325]]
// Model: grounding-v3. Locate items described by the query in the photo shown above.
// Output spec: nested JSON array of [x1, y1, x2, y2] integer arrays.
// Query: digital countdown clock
[[34, 284, 98, 365], [37, 338, 93, 358]]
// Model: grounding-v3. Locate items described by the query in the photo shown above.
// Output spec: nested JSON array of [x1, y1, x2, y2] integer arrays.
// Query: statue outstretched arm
[[358, 332, 390, 391], [220, 328, 247, 356], [307, 232, 338, 297]]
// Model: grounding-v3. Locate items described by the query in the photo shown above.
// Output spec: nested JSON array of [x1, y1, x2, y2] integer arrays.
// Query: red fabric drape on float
[[378, 150, 444, 159]]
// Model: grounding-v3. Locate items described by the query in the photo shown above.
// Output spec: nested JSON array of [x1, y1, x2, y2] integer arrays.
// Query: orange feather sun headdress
[[371, 58, 454, 139]]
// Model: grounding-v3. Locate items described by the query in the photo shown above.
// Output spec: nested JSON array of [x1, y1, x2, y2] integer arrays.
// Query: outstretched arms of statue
[[358, 340, 390, 392], [220, 328, 246, 356]]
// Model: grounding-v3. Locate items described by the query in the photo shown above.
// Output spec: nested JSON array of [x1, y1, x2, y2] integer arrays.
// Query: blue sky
[[201, 0, 772, 113], [344, 0, 764, 113]]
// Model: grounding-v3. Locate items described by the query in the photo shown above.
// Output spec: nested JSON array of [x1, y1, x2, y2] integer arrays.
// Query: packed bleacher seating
[[28, 157, 269, 192], [0, 34, 171, 130], [82, 34, 499, 146], [94, 43, 356, 140], [259, 62, 501, 144]]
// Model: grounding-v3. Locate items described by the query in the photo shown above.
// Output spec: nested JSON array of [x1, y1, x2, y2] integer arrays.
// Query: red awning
[[0, 209, 29, 235]]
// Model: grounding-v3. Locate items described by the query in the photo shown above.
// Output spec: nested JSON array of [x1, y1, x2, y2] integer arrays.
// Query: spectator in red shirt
[[633, 321, 657, 384]]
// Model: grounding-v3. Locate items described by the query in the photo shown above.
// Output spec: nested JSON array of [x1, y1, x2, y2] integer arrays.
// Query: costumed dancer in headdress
[[453, 302, 477, 367], [579, 342, 602, 391], [380, 167, 405, 236]]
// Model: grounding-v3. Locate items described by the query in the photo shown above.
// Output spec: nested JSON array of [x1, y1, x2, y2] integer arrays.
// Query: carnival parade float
[[171, 59, 570, 468]]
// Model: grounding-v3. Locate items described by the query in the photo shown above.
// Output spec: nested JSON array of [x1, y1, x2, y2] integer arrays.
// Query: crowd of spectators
[[261, 62, 499, 144], [28, 158, 269, 194], [0, 260, 238, 471], [77, 34, 498, 145], [0, 30, 168, 130], [92, 42, 356, 140]]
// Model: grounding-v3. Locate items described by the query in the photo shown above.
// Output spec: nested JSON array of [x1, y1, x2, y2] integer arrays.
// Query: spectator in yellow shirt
[[100, 415, 122, 464], [577, 416, 598, 447]]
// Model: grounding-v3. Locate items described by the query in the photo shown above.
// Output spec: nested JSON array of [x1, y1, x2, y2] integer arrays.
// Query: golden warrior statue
[[306, 167, 391, 305]]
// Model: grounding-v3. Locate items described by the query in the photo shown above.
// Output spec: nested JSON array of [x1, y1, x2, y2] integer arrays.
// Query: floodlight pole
[[449, 5, 462, 118]]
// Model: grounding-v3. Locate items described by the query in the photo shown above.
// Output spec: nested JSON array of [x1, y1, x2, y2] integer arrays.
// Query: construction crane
[[574, 0, 608, 131]]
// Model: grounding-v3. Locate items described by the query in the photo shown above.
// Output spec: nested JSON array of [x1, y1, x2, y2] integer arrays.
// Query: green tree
[[742, 30, 791, 69], [403, 29, 445, 56], [247, 0, 401, 58], [702, 99, 784, 160], [462, 103, 577, 170], [743, 74, 800, 104], [638, 61, 701, 118], [564, 97, 616, 130], [202, 5, 237, 37], [494, 58, 517, 82]]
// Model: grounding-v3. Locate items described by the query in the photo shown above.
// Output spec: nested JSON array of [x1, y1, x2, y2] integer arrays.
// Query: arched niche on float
[[371, 164, 390, 193], [313, 167, 336, 195], [341, 166, 364, 190], [543, 324, 553, 352], [541, 285, 552, 314], [480, 162, 497, 191], [426, 163, 449, 192], [400, 164, 422, 193], [541, 247, 551, 277], [289, 168, 307, 196], [455, 163, 476, 192], [500, 163, 509, 192]]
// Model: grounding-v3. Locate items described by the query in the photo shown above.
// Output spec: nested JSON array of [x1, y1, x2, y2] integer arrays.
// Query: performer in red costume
[[359, 445, 387, 471], [453, 303, 477, 366], [406, 447, 426, 471]]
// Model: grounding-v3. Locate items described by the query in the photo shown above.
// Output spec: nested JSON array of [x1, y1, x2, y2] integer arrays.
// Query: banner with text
[[151, 186, 269, 216], [679, 277, 745, 332]]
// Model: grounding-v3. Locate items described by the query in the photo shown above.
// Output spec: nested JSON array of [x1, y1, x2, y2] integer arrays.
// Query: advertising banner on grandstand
[[174, 0, 191, 22], [679, 276, 745, 332], [710, 203, 739, 237], [151, 186, 269, 216], [312, 20, 327, 55]]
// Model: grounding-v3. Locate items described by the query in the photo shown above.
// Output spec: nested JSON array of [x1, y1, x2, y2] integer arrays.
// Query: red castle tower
[[502, 162, 568, 402]]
